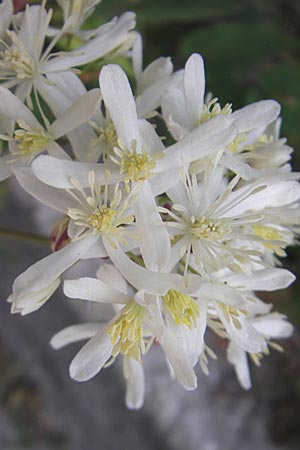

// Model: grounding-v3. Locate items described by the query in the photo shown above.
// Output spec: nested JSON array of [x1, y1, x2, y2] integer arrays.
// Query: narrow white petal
[[50, 89, 101, 139], [14, 167, 74, 213], [252, 313, 294, 338], [0, 86, 40, 127], [96, 263, 128, 294], [135, 181, 171, 271], [99, 64, 141, 150], [51, 323, 101, 349], [104, 242, 181, 295], [69, 326, 113, 381], [228, 268, 296, 291], [217, 305, 266, 353], [13, 235, 98, 296], [124, 357, 145, 410], [32, 155, 121, 188], [232, 100, 280, 133], [161, 116, 237, 171], [227, 341, 251, 390], [64, 277, 131, 304], [160, 331, 197, 390], [184, 53, 205, 125], [43, 12, 136, 72]]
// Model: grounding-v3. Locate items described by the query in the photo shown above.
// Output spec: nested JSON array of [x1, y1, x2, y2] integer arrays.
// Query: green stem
[[0, 228, 50, 245]]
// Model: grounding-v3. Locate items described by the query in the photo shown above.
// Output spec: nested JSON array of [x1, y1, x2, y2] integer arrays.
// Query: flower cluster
[[1, 0, 299, 409]]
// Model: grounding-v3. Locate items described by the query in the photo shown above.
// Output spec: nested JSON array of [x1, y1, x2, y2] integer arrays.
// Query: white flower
[[162, 168, 300, 275], [0, 86, 100, 180], [52, 261, 199, 403], [161, 53, 281, 180], [8, 164, 139, 314], [0, 4, 136, 108]]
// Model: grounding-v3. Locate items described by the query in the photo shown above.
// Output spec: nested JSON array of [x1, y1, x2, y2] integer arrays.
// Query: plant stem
[[0, 228, 49, 245]]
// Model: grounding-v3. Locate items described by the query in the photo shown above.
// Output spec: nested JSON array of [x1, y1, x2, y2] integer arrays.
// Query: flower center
[[1, 31, 35, 79], [100, 123, 119, 148], [12, 120, 51, 162], [107, 301, 145, 360], [162, 289, 199, 329], [87, 205, 117, 232], [196, 97, 232, 126], [189, 217, 230, 240]]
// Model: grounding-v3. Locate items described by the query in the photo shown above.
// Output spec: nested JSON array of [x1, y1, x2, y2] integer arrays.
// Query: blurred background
[[0, 0, 300, 449]]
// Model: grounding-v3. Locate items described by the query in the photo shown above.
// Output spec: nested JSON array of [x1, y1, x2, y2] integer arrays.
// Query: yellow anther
[[190, 217, 230, 240], [196, 98, 232, 126], [227, 134, 247, 154], [13, 120, 51, 162], [252, 224, 287, 256], [1, 31, 35, 79], [87, 206, 117, 233], [100, 123, 119, 148], [162, 289, 200, 329], [107, 301, 145, 360]]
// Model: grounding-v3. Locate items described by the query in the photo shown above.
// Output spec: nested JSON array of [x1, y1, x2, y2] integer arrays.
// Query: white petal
[[19, 5, 50, 59], [184, 53, 205, 125], [138, 119, 165, 155], [216, 305, 266, 353], [161, 115, 237, 171], [96, 263, 128, 294], [51, 323, 101, 349], [32, 155, 121, 188], [36, 71, 87, 116], [227, 341, 251, 390], [159, 331, 197, 390], [134, 181, 170, 271], [232, 100, 280, 133], [69, 326, 113, 381], [50, 89, 101, 139], [138, 56, 173, 92], [13, 235, 98, 296], [99, 64, 141, 150], [161, 86, 190, 135], [252, 313, 293, 338], [64, 277, 131, 304], [43, 12, 136, 72], [136, 66, 181, 118], [124, 357, 145, 410], [0, 86, 40, 127], [0, 0, 13, 38], [198, 283, 246, 308], [228, 268, 296, 291], [14, 167, 74, 212], [104, 242, 181, 295]]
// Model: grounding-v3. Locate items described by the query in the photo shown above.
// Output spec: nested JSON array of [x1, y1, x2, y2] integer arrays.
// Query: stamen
[[162, 289, 199, 329], [107, 301, 145, 360], [0, 31, 36, 80], [196, 98, 232, 126]]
